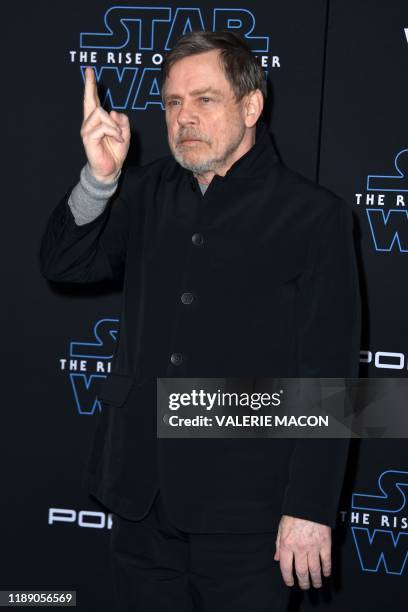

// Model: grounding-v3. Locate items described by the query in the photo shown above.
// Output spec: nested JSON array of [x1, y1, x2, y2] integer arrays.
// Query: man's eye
[[167, 100, 180, 108], [201, 97, 211, 103]]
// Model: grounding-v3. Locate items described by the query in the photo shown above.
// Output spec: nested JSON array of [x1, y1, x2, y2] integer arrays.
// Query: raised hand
[[80, 67, 131, 183]]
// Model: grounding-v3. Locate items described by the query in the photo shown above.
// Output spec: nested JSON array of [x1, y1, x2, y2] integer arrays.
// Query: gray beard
[[171, 125, 246, 176]]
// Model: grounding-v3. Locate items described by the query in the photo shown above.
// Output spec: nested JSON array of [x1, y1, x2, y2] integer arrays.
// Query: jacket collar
[[182, 118, 279, 187]]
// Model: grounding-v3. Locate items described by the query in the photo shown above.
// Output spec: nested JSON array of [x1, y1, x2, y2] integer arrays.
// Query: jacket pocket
[[98, 373, 136, 407]]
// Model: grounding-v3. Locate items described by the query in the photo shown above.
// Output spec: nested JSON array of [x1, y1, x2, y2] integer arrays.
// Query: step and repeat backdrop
[[3, 1, 407, 610]]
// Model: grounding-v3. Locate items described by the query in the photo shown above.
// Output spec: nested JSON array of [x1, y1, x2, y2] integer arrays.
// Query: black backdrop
[[2, 1, 408, 610]]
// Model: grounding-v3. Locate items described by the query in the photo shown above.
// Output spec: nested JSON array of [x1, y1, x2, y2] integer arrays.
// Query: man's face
[[163, 49, 247, 177]]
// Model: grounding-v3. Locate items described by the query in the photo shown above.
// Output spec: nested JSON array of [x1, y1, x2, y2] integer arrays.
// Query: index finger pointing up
[[83, 66, 101, 120]]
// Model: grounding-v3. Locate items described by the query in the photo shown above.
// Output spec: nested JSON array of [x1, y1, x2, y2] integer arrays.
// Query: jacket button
[[170, 352, 183, 366], [180, 292, 194, 305], [192, 233, 204, 246]]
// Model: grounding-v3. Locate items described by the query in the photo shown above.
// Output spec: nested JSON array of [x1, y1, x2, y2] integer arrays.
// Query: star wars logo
[[68, 6, 279, 110], [346, 470, 408, 575], [355, 149, 408, 253], [59, 318, 119, 416]]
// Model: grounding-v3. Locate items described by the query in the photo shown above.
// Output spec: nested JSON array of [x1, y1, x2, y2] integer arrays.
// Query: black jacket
[[39, 121, 361, 532]]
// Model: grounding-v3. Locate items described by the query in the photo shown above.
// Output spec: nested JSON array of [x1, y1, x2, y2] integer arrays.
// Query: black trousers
[[110, 489, 291, 611]]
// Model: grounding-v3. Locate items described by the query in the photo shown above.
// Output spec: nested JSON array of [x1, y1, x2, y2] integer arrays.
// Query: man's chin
[[174, 152, 215, 174]]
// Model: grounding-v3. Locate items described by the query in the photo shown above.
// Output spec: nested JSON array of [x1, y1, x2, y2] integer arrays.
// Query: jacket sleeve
[[280, 196, 362, 528], [39, 166, 141, 283]]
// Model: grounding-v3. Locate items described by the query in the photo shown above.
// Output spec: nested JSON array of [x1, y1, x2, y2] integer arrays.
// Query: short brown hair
[[161, 30, 267, 103]]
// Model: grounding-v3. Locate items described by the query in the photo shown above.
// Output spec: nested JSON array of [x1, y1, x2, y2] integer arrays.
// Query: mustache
[[175, 130, 210, 145]]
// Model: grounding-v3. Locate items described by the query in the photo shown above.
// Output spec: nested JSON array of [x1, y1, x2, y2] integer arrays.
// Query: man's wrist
[[67, 162, 122, 226], [85, 162, 122, 187]]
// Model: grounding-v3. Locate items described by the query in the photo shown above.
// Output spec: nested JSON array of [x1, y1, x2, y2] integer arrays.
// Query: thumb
[[111, 110, 129, 128], [274, 532, 280, 561]]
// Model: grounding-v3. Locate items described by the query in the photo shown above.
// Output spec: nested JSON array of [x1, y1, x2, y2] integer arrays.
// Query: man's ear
[[244, 90, 264, 128]]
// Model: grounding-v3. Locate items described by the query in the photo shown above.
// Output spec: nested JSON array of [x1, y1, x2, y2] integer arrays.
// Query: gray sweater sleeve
[[67, 162, 122, 226]]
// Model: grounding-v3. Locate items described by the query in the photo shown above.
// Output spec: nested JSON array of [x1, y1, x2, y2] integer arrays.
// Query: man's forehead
[[164, 50, 231, 95]]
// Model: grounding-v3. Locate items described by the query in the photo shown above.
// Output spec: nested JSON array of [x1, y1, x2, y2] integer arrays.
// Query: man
[[40, 31, 361, 611]]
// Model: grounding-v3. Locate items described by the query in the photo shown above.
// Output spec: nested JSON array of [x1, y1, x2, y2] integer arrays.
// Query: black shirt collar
[[186, 118, 278, 189]]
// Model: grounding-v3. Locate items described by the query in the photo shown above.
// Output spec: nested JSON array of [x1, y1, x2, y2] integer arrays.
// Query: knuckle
[[280, 562, 291, 573], [296, 571, 308, 579]]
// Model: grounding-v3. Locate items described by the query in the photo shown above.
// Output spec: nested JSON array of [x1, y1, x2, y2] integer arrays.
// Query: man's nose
[[176, 102, 197, 126]]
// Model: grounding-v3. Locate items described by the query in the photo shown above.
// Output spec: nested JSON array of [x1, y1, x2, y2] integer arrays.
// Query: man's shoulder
[[277, 163, 350, 221]]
